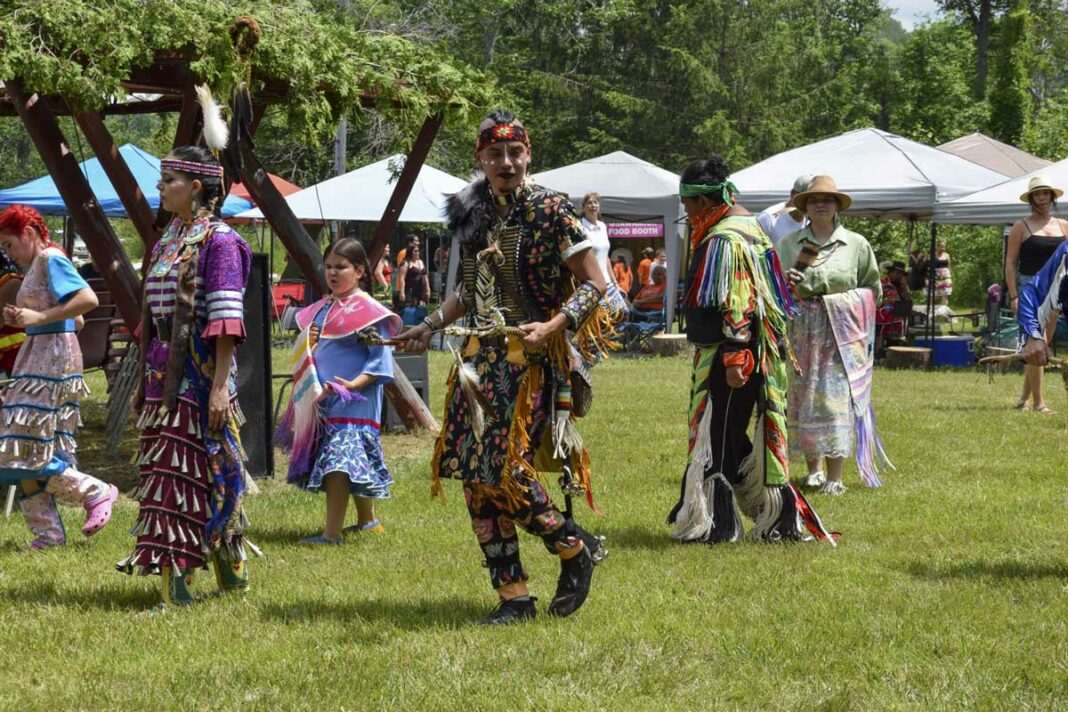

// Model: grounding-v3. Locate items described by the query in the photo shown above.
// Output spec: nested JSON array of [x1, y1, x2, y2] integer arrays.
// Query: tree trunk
[[975, 0, 992, 98]]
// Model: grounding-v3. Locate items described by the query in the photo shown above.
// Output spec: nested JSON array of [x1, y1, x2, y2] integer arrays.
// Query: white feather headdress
[[195, 84, 229, 152]]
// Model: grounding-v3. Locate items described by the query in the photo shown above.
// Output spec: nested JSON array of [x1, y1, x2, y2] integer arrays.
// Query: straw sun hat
[[793, 174, 853, 212], [1019, 175, 1064, 203]]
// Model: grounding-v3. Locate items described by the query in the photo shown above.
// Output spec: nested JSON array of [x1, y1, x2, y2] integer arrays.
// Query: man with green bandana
[[667, 156, 836, 546]]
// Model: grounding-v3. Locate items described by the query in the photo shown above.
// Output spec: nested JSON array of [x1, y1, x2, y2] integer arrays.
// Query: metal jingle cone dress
[[432, 178, 616, 591], [116, 215, 259, 587], [0, 246, 114, 548], [667, 207, 835, 545]]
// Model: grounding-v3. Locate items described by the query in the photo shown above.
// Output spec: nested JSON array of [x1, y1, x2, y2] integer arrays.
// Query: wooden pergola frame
[[2, 51, 441, 429]]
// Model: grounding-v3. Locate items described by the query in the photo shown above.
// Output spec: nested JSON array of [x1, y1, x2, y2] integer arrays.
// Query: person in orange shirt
[[632, 264, 666, 313], [636, 246, 654, 287], [611, 255, 632, 296]]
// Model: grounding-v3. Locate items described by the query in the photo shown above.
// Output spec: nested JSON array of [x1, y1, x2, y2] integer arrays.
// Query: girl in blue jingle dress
[[277, 238, 401, 544]]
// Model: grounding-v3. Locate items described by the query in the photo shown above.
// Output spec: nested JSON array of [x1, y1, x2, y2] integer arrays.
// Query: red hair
[[0, 204, 50, 242]]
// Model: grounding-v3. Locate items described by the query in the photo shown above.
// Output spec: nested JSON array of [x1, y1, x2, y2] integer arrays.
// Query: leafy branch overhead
[[0, 0, 498, 143]]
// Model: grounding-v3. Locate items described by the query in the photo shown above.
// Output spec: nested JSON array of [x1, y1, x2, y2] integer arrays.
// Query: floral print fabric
[[464, 472, 576, 589], [306, 426, 393, 499], [787, 299, 854, 459]]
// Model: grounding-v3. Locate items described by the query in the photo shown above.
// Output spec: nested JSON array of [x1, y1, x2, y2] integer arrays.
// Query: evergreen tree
[[987, 0, 1033, 145]]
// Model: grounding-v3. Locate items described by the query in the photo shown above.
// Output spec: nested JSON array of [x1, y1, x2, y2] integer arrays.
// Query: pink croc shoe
[[83, 484, 119, 537]]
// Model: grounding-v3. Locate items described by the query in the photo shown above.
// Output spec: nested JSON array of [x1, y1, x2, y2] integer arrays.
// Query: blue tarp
[[0, 143, 253, 218]]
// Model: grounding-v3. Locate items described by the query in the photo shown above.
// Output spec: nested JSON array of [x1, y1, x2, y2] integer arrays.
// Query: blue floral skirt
[[306, 426, 393, 499]]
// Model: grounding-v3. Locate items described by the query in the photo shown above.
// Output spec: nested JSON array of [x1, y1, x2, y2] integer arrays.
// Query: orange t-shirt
[[613, 262, 632, 294], [634, 282, 665, 310], [637, 258, 652, 287], [396, 248, 407, 266]]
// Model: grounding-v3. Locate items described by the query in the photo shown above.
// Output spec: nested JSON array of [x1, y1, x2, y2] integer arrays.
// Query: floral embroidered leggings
[[464, 471, 582, 590]]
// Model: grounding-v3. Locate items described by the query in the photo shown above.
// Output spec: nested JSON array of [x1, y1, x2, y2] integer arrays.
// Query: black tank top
[[1018, 222, 1066, 276]]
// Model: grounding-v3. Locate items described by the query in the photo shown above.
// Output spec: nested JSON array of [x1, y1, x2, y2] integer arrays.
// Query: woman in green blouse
[[775, 175, 886, 495]]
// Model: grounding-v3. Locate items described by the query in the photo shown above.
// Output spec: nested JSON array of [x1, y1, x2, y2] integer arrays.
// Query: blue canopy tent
[[0, 143, 252, 217]]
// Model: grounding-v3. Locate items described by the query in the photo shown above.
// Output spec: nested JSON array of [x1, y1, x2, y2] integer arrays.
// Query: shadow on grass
[[905, 559, 1068, 581], [258, 595, 487, 630], [603, 525, 676, 552], [0, 579, 160, 611], [248, 526, 327, 546]]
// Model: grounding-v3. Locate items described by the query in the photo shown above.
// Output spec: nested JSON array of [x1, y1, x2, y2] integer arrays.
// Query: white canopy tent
[[533, 151, 686, 326], [732, 128, 1008, 219], [934, 157, 1068, 225], [937, 132, 1051, 179], [236, 154, 466, 222]]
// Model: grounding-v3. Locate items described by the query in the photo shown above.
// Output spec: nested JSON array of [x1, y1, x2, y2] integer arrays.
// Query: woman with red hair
[[0, 204, 118, 549]]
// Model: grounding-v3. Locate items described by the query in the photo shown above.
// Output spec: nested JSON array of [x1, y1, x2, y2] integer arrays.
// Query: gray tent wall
[[595, 195, 686, 328]]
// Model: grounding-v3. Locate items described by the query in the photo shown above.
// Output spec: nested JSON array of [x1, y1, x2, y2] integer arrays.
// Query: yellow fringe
[[428, 362, 459, 505], [569, 443, 601, 515], [546, 331, 570, 376], [499, 364, 549, 511], [573, 304, 621, 364]]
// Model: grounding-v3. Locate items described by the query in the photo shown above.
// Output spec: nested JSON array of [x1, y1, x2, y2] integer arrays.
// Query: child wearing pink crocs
[[0, 205, 118, 549]]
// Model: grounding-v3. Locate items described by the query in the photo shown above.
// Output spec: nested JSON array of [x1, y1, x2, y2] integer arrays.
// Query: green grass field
[[1, 351, 1066, 710]]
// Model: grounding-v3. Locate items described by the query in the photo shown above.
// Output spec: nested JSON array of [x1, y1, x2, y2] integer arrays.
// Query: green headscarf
[[678, 179, 737, 204]]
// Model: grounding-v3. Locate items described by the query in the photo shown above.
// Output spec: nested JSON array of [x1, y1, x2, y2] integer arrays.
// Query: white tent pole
[[437, 235, 462, 350], [664, 212, 679, 331]]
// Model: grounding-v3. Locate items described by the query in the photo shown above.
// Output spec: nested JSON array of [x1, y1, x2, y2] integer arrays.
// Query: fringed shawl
[[822, 288, 893, 487]]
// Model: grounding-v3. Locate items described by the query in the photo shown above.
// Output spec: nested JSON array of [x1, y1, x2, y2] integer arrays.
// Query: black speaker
[[381, 352, 430, 431], [237, 253, 274, 478]]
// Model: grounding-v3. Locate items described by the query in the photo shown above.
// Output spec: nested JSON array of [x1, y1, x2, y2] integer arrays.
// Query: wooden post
[[5, 80, 142, 330], [74, 111, 160, 247], [229, 127, 326, 294], [226, 101, 438, 431], [153, 84, 204, 233], [173, 84, 203, 149], [366, 113, 444, 271]]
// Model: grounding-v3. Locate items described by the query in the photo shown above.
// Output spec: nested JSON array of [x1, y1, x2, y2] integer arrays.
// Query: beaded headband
[[475, 121, 530, 156], [160, 158, 224, 178]]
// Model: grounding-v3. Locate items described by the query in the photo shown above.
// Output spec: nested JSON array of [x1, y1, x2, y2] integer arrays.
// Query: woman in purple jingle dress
[[116, 146, 258, 605]]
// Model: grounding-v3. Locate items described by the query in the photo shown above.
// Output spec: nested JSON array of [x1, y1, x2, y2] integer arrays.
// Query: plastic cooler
[[913, 336, 975, 367]]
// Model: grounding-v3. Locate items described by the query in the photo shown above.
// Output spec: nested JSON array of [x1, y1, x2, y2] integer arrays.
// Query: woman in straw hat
[[1004, 175, 1067, 413], [776, 175, 890, 496]]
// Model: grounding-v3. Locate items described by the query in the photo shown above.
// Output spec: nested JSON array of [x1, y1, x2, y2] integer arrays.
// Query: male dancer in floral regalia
[[397, 110, 615, 625]]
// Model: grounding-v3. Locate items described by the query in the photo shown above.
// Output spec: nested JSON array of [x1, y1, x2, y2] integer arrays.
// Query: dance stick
[[978, 354, 1065, 367], [792, 241, 821, 273]]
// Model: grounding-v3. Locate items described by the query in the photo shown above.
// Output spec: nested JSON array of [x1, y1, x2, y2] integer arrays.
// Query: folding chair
[[621, 304, 667, 353]]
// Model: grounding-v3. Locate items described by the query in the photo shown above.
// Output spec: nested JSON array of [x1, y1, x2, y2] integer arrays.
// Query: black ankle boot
[[547, 548, 595, 617], [569, 521, 608, 564], [478, 596, 537, 626]]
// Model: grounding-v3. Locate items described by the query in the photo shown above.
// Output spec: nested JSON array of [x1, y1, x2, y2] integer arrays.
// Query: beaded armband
[[560, 281, 604, 330]]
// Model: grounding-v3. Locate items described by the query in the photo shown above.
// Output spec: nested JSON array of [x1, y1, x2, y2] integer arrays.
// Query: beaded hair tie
[[160, 158, 224, 178]]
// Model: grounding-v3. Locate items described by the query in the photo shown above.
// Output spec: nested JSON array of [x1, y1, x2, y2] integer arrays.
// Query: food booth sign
[[606, 222, 664, 239]]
